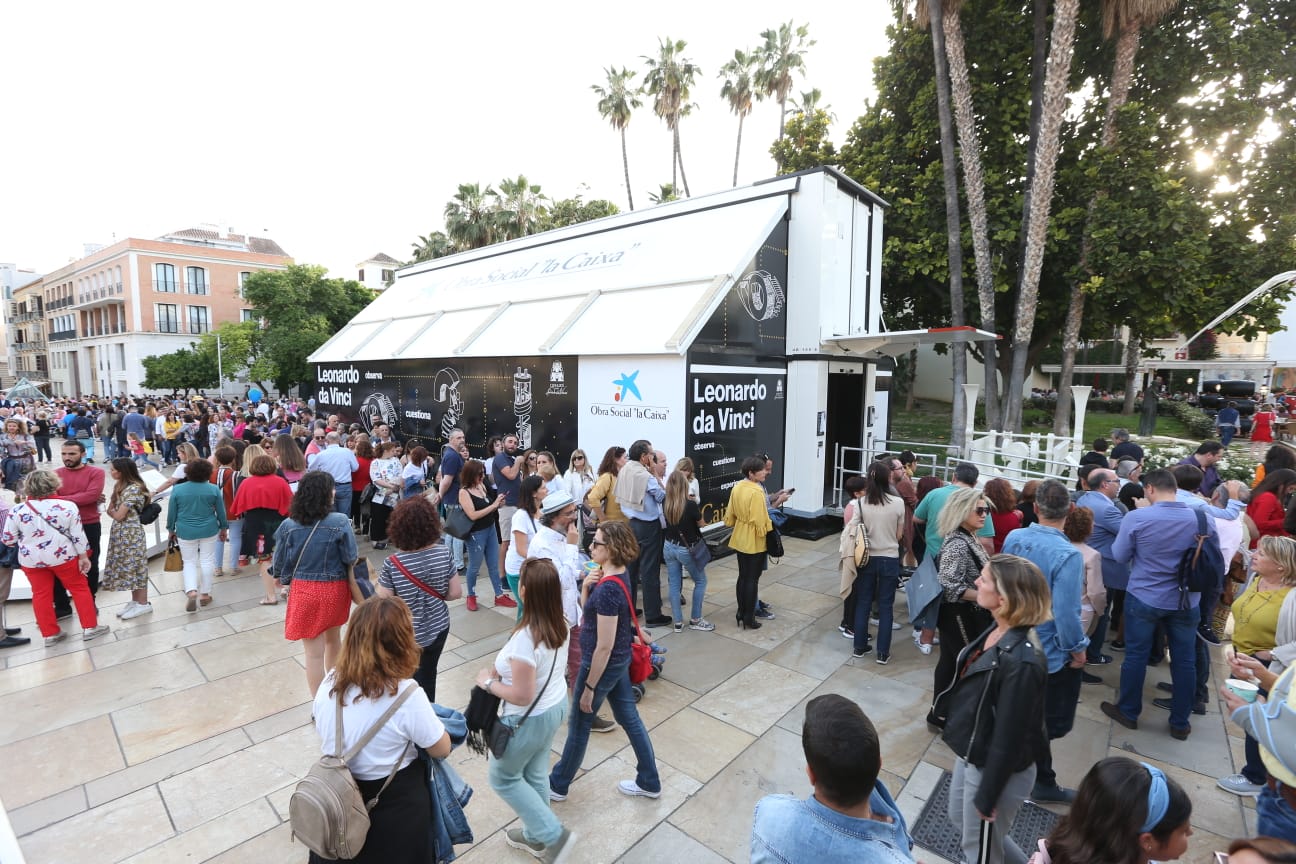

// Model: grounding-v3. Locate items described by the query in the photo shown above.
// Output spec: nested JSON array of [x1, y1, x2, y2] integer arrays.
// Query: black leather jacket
[[937, 624, 1049, 816]]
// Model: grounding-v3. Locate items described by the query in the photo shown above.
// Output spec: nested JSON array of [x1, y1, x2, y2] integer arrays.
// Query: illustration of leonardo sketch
[[433, 367, 463, 439], [734, 269, 785, 322], [513, 367, 532, 449]]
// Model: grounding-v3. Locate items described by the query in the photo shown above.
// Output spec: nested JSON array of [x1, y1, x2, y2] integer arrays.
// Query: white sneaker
[[913, 630, 933, 655], [870, 617, 903, 631], [617, 780, 661, 799], [1217, 774, 1263, 797], [82, 624, 110, 641], [44, 630, 66, 647], [120, 602, 153, 620], [116, 601, 137, 619]]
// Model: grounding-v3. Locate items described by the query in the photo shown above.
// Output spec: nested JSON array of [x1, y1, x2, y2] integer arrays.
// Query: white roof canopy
[[311, 193, 792, 362], [824, 326, 1000, 359]]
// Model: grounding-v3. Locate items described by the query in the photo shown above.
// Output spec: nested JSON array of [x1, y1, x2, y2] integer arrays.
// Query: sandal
[[199, 595, 213, 607], [258, 598, 279, 606], [185, 592, 197, 612]]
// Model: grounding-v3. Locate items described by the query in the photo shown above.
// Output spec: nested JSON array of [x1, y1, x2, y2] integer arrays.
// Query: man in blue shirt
[[437, 428, 468, 579], [491, 433, 522, 582], [752, 694, 914, 863], [1002, 480, 1087, 802], [1177, 441, 1224, 497], [1104, 468, 1220, 739], [306, 431, 360, 515]]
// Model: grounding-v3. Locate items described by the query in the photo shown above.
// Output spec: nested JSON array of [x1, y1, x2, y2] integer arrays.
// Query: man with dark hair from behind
[[751, 694, 914, 862]]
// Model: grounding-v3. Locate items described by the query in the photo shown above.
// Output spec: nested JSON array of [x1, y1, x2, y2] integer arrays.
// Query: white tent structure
[[311, 168, 987, 519]]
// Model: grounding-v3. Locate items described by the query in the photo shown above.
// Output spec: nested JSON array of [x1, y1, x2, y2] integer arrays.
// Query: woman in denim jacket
[[272, 470, 358, 696]]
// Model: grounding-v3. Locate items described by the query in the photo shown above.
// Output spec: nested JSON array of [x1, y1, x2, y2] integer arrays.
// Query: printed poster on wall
[[685, 359, 787, 524], [690, 217, 789, 357], [577, 356, 685, 472], [314, 356, 579, 461]]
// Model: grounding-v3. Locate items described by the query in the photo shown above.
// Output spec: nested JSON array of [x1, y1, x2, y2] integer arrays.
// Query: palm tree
[[648, 183, 679, 205], [719, 49, 758, 187], [496, 175, 548, 240], [1002, 0, 1081, 433], [755, 21, 815, 140], [444, 183, 499, 250], [916, 0, 1000, 429], [793, 88, 834, 121], [643, 38, 700, 197], [1052, 0, 1180, 434], [592, 67, 642, 211], [411, 231, 454, 262]]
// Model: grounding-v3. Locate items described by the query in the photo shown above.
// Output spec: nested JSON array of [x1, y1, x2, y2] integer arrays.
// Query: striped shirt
[[378, 545, 453, 646]]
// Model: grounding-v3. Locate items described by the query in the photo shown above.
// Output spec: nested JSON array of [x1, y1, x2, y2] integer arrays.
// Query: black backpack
[[1177, 508, 1224, 608]]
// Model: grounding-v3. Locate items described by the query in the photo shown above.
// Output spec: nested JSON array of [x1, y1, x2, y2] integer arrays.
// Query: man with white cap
[[528, 490, 617, 734]]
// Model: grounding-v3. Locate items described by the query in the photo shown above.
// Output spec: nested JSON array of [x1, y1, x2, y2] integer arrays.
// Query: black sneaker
[[1086, 654, 1113, 666], [1197, 624, 1222, 646], [839, 626, 854, 639], [851, 643, 873, 658], [1153, 696, 1207, 716], [875, 653, 890, 665], [755, 607, 775, 620], [758, 600, 773, 613], [1110, 639, 1125, 650], [55, 609, 73, 621], [646, 616, 672, 628]]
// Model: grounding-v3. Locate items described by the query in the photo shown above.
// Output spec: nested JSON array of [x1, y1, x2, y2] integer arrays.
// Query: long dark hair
[[1044, 757, 1191, 864], [109, 457, 148, 508], [1254, 468, 1296, 502], [290, 471, 337, 523], [597, 446, 626, 477], [1264, 445, 1296, 476], [519, 475, 544, 516], [864, 460, 893, 507]]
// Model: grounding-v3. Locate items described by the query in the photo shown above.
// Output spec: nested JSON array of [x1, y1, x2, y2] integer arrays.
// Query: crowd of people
[[6, 388, 1296, 862]]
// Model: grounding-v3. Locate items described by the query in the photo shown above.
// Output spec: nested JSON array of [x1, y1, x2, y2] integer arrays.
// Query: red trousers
[[27, 558, 97, 637]]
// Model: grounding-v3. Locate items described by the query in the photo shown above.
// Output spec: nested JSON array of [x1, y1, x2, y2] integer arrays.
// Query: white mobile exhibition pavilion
[[310, 167, 988, 524]]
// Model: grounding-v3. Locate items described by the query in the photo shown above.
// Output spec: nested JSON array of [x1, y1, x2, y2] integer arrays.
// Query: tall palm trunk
[[1003, 0, 1080, 434], [778, 98, 787, 139], [928, 0, 968, 449], [733, 113, 745, 187], [942, 6, 999, 431], [675, 127, 691, 197], [1053, 23, 1141, 434], [621, 127, 635, 211]]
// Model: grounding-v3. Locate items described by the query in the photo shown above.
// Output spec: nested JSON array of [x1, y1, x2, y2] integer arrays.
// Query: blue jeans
[[333, 483, 352, 516], [1219, 425, 1237, 447], [550, 657, 660, 796], [464, 525, 503, 598], [100, 436, 117, 461], [853, 556, 900, 655], [489, 702, 568, 846], [442, 505, 467, 572], [1259, 784, 1296, 844], [663, 540, 707, 624], [214, 519, 244, 570], [1117, 593, 1198, 729]]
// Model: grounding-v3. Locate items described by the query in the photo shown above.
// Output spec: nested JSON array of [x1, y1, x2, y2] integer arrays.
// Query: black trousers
[[931, 600, 993, 722], [54, 522, 100, 612], [735, 551, 765, 625], [369, 501, 393, 542], [413, 629, 450, 705], [628, 517, 664, 618], [1035, 665, 1083, 787]]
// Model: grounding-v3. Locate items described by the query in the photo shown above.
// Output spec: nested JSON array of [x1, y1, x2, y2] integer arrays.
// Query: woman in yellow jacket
[[725, 456, 774, 630]]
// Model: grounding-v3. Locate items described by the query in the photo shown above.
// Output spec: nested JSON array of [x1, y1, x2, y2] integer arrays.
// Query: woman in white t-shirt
[[311, 596, 451, 864], [475, 558, 576, 861], [505, 476, 547, 621]]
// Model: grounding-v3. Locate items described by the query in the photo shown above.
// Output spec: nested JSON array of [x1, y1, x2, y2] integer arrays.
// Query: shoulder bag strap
[[291, 521, 322, 580], [513, 648, 559, 731], [605, 574, 641, 632], [389, 553, 446, 601], [27, 502, 74, 545]]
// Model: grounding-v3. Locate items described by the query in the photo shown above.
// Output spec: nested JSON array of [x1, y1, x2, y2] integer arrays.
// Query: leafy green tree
[[755, 21, 815, 139], [592, 67, 643, 211], [242, 264, 374, 392], [770, 109, 837, 174], [719, 49, 759, 187], [540, 196, 620, 230], [643, 37, 700, 197], [141, 345, 217, 394]]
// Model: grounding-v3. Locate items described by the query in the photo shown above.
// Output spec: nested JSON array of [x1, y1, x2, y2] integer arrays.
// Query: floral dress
[[100, 484, 149, 591]]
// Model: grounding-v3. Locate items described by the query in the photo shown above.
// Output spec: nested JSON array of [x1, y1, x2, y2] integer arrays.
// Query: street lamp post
[[215, 333, 224, 398]]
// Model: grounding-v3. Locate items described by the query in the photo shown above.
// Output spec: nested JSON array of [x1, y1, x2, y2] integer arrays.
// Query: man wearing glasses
[[1077, 469, 1128, 671]]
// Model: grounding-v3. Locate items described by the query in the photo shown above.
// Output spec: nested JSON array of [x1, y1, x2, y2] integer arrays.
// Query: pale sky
[[2, 1, 893, 281]]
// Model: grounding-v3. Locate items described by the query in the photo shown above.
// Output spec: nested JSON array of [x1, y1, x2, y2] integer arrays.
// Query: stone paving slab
[[0, 533, 1249, 863]]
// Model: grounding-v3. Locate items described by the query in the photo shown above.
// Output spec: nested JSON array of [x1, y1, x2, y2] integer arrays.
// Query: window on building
[[239, 271, 252, 298], [185, 266, 208, 295], [154, 263, 177, 293], [241, 309, 257, 322], [157, 303, 179, 333], [381, 269, 394, 282], [357, 269, 365, 282], [188, 305, 210, 334]]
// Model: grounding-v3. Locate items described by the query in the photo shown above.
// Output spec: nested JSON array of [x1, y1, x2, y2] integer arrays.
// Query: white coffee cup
[[1226, 678, 1260, 703]]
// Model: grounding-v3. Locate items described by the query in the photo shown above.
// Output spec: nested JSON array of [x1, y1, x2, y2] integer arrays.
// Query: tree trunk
[[942, 5, 999, 431], [1051, 25, 1141, 435], [671, 126, 678, 190], [675, 127, 691, 197], [621, 127, 635, 211], [733, 113, 745, 187], [1004, 0, 1080, 434], [1122, 333, 1140, 414], [905, 347, 918, 411], [778, 98, 786, 139], [928, 0, 968, 450]]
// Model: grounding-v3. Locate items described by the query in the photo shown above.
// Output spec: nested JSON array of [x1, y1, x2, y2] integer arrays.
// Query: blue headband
[[1139, 762, 1169, 833]]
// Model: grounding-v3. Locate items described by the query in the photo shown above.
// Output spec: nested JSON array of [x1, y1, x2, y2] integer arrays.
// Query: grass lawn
[[887, 400, 1195, 456]]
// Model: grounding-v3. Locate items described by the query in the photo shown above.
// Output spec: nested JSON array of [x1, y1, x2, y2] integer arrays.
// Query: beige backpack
[[290, 683, 417, 859]]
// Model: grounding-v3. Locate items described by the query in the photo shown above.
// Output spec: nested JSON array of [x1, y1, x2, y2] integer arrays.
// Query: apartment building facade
[[10, 277, 48, 385], [40, 228, 291, 397]]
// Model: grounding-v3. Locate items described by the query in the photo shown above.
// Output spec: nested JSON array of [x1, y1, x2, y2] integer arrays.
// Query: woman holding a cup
[[1222, 656, 1296, 844], [1218, 535, 1296, 798]]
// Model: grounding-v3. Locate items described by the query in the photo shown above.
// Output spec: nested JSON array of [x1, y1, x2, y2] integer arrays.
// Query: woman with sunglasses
[[564, 450, 596, 504], [926, 487, 994, 731]]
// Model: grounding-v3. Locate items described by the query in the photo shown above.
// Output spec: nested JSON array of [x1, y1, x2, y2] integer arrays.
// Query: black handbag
[[467, 651, 558, 758], [766, 527, 784, 559], [443, 506, 475, 540], [358, 483, 377, 506]]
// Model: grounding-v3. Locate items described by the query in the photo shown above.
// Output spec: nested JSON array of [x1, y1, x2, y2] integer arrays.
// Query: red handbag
[[605, 575, 654, 685]]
